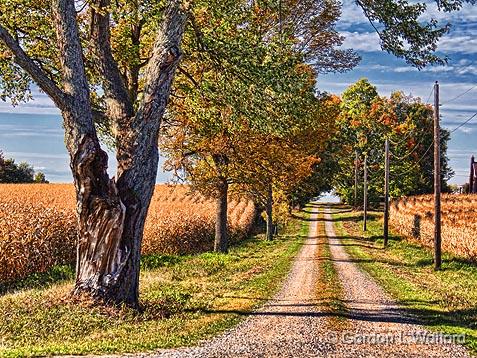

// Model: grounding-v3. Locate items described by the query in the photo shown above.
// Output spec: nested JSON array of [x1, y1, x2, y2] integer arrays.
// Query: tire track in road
[[152, 205, 333, 357], [324, 207, 469, 358]]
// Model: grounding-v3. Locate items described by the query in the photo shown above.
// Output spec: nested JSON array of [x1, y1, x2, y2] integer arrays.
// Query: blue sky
[[319, 0, 477, 185], [0, 1, 476, 184]]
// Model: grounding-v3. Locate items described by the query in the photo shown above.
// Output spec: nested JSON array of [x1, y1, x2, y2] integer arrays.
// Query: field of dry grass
[[390, 194, 477, 260], [0, 184, 256, 283]]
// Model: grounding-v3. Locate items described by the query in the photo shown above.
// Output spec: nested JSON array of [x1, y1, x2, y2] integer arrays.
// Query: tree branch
[[90, 0, 134, 120], [136, 0, 189, 123], [0, 24, 68, 110], [177, 65, 199, 88], [52, 0, 93, 130]]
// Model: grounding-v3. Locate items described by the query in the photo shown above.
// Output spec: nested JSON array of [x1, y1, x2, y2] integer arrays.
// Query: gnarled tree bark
[[0, 0, 189, 307]]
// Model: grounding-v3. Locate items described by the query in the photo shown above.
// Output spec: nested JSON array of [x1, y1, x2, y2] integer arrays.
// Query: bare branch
[[177, 65, 199, 88], [0, 24, 68, 110]]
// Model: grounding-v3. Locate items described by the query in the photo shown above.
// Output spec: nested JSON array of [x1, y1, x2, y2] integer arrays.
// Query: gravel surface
[[91, 205, 469, 358], [324, 207, 470, 358], [149, 207, 333, 357]]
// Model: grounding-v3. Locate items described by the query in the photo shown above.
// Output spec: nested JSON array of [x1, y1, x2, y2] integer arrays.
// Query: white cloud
[[4, 152, 69, 160], [337, 0, 368, 28], [338, 1, 477, 27], [339, 29, 477, 55], [460, 127, 475, 134], [420, 2, 477, 23], [438, 34, 477, 54], [337, 1, 477, 56], [340, 31, 381, 52], [393, 67, 418, 73], [0, 88, 59, 114]]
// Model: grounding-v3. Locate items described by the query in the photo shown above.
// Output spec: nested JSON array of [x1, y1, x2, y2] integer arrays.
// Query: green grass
[[311, 206, 348, 329], [0, 215, 308, 357], [331, 205, 477, 354]]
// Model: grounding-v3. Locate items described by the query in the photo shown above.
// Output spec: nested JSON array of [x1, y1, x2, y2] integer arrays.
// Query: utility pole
[[354, 150, 358, 208], [384, 139, 390, 247], [363, 154, 368, 232], [434, 81, 442, 270], [470, 156, 475, 194]]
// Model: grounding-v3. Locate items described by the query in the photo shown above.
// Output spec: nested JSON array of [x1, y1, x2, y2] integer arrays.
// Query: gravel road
[[324, 207, 470, 358], [150, 207, 331, 357], [111, 204, 469, 358]]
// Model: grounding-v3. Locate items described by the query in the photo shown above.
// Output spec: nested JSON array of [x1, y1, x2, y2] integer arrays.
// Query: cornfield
[[0, 184, 256, 283], [390, 194, 477, 260]]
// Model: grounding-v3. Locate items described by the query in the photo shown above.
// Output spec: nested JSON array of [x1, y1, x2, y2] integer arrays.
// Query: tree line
[[0, 151, 48, 183], [0, 0, 471, 307], [329, 79, 453, 207]]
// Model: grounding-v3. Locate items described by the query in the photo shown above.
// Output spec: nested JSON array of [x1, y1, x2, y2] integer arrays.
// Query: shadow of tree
[[192, 294, 477, 333]]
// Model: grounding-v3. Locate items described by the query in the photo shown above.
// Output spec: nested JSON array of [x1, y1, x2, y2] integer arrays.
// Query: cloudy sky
[[319, 0, 477, 185], [0, 0, 476, 184]]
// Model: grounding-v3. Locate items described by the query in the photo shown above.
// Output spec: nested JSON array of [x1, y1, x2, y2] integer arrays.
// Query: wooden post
[[470, 156, 475, 194], [473, 161, 477, 193], [384, 138, 390, 247], [363, 154, 368, 232], [354, 150, 358, 208], [434, 81, 442, 270]]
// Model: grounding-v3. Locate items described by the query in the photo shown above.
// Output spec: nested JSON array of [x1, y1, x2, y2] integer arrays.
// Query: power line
[[425, 86, 434, 104], [390, 141, 434, 177], [442, 83, 477, 105], [388, 130, 413, 147], [389, 137, 425, 160], [448, 111, 477, 134]]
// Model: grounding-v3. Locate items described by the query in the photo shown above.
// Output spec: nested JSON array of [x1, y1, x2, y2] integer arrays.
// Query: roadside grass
[[331, 205, 477, 354], [0, 214, 307, 357], [312, 206, 348, 330]]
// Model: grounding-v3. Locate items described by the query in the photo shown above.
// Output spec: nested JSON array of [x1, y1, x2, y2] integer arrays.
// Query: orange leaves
[[0, 184, 256, 283]]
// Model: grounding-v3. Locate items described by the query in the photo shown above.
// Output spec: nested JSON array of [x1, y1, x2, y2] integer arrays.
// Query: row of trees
[[158, 1, 351, 248], [287, 79, 454, 208], [0, 151, 48, 183], [0, 0, 470, 306], [331, 79, 453, 206]]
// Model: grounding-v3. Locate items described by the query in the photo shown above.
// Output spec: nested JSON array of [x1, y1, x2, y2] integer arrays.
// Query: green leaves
[[356, 0, 452, 68], [333, 79, 453, 205]]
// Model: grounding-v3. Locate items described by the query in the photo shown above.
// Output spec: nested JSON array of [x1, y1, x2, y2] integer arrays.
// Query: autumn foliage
[[390, 195, 477, 260], [0, 184, 256, 283]]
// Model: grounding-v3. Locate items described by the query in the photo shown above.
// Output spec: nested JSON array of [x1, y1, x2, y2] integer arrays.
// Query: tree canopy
[[333, 79, 453, 206], [0, 151, 48, 183], [0, 0, 471, 306]]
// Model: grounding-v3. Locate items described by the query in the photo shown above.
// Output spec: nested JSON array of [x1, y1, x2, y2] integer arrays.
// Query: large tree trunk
[[265, 184, 274, 241], [70, 0, 187, 307], [0, 0, 187, 307], [72, 143, 158, 306], [71, 134, 130, 303], [214, 177, 229, 253]]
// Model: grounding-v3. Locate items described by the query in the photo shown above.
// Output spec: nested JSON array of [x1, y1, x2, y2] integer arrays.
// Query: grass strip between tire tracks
[[0, 213, 308, 357], [330, 204, 477, 354]]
